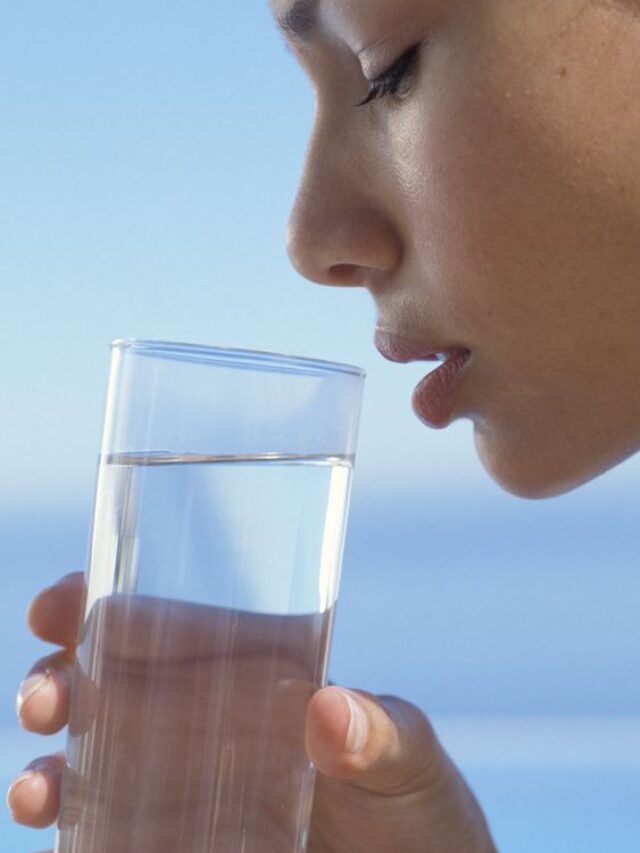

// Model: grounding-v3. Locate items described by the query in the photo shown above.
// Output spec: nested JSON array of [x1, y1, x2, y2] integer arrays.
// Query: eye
[[357, 43, 422, 107]]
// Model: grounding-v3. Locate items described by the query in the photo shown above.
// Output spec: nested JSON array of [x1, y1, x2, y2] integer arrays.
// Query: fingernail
[[15, 672, 50, 717], [342, 690, 369, 753], [6, 771, 37, 815]]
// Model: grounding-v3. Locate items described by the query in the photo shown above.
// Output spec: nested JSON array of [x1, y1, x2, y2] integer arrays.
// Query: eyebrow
[[277, 0, 318, 41]]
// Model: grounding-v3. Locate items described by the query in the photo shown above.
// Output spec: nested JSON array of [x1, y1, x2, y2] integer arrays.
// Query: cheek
[[388, 0, 640, 343], [383, 1, 640, 495]]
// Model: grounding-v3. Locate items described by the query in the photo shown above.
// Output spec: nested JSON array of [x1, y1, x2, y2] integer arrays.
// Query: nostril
[[287, 203, 403, 287], [328, 264, 364, 286]]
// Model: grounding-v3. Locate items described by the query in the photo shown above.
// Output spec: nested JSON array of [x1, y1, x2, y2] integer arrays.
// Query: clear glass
[[54, 340, 365, 853]]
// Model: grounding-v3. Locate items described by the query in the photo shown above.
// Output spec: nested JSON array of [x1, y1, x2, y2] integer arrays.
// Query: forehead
[[269, 0, 420, 45], [269, 0, 316, 38]]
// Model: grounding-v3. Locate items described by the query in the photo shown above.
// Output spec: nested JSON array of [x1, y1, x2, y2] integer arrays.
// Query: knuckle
[[374, 695, 448, 788], [378, 693, 434, 730], [376, 692, 423, 716], [57, 571, 84, 588], [377, 694, 437, 742], [24, 753, 64, 775], [28, 648, 75, 678], [28, 572, 83, 616]]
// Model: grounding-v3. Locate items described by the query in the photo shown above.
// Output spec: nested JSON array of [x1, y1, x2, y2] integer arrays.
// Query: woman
[[8, 0, 640, 849]]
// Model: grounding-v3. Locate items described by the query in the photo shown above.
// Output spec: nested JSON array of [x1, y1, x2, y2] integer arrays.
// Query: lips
[[374, 329, 471, 428]]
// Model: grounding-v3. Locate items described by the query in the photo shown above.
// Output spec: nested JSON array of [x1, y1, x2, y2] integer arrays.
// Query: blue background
[[2, 2, 640, 850]]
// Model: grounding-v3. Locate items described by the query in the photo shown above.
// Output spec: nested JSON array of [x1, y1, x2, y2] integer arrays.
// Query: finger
[[306, 686, 448, 796], [16, 649, 75, 735], [27, 572, 85, 648], [6, 752, 64, 829]]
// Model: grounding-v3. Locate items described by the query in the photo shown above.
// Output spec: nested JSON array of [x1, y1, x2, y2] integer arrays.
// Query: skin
[[8, 0, 640, 850], [10, 574, 494, 852], [281, 0, 640, 498]]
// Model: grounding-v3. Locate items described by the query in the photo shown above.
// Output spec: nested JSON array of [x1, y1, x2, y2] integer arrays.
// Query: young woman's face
[[272, 0, 640, 497]]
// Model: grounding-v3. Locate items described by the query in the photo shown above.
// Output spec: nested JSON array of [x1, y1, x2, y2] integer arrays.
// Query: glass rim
[[111, 339, 366, 378]]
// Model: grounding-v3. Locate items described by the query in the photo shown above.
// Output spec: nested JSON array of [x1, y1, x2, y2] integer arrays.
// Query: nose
[[286, 124, 403, 288]]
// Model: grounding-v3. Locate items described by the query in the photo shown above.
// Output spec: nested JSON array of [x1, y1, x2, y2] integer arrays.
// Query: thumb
[[306, 685, 450, 797]]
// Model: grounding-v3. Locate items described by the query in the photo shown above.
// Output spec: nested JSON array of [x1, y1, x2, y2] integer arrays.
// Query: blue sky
[[3, 3, 640, 851], [0, 0, 497, 512], [2, 0, 640, 710], [3, 0, 638, 510], [2, 0, 640, 698]]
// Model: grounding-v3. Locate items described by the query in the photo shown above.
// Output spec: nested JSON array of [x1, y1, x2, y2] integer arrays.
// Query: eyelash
[[357, 43, 422, 107]]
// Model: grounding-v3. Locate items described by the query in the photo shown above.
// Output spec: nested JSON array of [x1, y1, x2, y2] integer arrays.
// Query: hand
[[8, 573, 497, 852]]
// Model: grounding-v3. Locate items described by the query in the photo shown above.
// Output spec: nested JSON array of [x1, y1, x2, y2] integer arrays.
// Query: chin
[[472, 424, 631, 500]]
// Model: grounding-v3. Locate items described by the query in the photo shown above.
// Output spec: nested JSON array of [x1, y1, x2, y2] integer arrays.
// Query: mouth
[[374, 328, 471, 429]]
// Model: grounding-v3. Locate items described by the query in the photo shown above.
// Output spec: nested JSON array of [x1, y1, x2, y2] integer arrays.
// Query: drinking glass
[[54, 339, 365, 853]]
